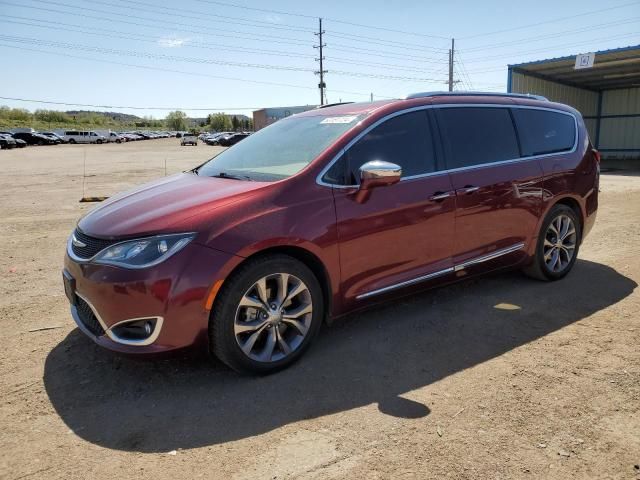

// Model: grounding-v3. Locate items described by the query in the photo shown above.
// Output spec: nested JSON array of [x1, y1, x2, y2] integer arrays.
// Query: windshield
[[196, 114, 363, 181]]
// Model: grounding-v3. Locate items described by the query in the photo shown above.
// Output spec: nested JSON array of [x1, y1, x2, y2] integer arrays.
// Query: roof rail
[[316, 102, 355, 109], [405, 91, 548, 101]]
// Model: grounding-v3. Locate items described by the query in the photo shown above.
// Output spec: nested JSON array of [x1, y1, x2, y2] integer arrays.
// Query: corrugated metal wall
[[602, 87, 640, 115], [599, 88, 640, 155], [512, 73, 640, 160], [510, 71, 598, 115]]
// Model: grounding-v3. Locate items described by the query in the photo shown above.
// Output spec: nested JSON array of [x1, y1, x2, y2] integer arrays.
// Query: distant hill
[[65, 110, 143, 122], [64, 111, 251, 125]]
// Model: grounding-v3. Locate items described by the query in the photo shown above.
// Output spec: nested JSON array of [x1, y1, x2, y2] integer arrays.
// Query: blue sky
[[0, 0, 638, 118]]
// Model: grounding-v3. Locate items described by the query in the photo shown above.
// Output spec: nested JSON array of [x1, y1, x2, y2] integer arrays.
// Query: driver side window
[[323, 110, 437, 185]]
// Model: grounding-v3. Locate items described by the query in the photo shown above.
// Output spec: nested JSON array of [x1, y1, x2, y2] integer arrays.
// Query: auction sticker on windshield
[[320, 116, 358, 124]]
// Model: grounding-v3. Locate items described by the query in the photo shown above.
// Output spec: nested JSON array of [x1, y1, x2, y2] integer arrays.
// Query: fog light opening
[[111, 318, 158, 342]]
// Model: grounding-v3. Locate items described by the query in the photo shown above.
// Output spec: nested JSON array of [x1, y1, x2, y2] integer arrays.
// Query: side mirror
[[359, 160, 402, 190]]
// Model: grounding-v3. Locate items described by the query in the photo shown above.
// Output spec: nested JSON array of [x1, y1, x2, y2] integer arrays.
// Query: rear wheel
[[524, 204, 581, 281], [210, 254, 323, 374]]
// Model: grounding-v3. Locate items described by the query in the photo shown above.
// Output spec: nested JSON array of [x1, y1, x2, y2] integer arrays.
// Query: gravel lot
[[0, 139, 638, 480]]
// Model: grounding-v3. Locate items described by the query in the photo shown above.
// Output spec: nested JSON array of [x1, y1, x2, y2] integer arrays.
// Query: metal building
[[253, 105, 316, 131], [508, 45, 640, 165]]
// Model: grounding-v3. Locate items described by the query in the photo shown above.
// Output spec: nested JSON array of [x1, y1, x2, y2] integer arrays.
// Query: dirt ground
[[0, 139, 638, 480]]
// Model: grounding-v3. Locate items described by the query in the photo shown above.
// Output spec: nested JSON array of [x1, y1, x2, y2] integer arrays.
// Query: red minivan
[[63, 92, 599, 374]]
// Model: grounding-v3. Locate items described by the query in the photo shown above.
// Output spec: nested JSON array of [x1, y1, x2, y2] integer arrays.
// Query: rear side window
[[437, 107, 520, 169], [324, 110, 436, 185], [513, 108, 576, 156]]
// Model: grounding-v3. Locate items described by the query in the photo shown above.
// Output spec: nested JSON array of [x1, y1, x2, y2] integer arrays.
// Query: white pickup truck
[[181, 133, 198, 146]]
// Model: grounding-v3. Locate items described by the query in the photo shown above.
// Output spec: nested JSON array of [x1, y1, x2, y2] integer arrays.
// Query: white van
[[63, 130, 108, 144]]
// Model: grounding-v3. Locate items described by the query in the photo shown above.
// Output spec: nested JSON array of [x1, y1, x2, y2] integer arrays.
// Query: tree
[[166, 110, 188, 131], [231, 115, 240, 131], [208, 113, 232, 132]]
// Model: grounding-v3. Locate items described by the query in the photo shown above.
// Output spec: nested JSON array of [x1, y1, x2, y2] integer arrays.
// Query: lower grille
[[76, 296, 106, 337]]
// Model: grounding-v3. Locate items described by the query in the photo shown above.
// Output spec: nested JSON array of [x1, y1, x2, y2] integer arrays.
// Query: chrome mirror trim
[[359, 160, 402, 183]]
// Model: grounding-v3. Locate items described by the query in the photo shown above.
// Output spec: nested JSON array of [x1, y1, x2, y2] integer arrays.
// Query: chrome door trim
[[316, 104, 579, 189], [356, 242, 526, 300], [453, 242, 526, 272], [355, 267, 454, 300]]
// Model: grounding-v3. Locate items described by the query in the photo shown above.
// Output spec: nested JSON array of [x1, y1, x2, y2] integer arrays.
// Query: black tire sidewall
[[535, 205, 581, 280], [210, 254, 324, 374]]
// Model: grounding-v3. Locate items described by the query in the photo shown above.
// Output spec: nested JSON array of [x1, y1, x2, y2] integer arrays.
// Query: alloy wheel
[[543, 214, 576, 273], [234, 273, 313, 363]]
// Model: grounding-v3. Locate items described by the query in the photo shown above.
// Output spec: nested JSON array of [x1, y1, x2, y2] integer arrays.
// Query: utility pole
[[448, 38, 455, 92], [314, 18, 327, 105]]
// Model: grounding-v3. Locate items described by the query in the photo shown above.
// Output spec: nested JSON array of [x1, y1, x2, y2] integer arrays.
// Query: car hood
[[78, 173, 269, 238]]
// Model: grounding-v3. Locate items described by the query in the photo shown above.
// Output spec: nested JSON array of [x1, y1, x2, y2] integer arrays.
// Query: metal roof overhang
[[509, 45, 640, 92]]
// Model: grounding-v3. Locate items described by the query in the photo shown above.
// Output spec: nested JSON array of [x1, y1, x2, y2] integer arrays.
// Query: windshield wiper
[[212, 171, 253, 181]]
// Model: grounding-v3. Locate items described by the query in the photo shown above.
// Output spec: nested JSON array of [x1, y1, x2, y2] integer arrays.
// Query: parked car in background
[[38, 133, 62, 144], [41, 132, 68, 143], [204, 132, 233, 145], [1, 132, 28, 148], [108, 132, 125, 143], [0, 133, 17, 149], [63, 131, 108, 144], [181, 133, 198, 146], [11, 131, 58, 145], [218, 132, 251, 146], [62, 92, 599, 374]]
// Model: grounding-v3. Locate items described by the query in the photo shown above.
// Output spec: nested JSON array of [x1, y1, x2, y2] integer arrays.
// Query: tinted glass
[[197, 114, 362, 182], [324, 110, 435, 185], [438, 107, 520, 169], [513, 108, 576, 156]]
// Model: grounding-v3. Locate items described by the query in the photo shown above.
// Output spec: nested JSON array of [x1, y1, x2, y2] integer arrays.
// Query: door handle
[[458, 186, 480, 194], [429, 191, 453, 201]]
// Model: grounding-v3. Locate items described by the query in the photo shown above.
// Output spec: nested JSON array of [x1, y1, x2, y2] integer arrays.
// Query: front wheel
[[210, 254, 323, 374], [524, 204, 581, 281]]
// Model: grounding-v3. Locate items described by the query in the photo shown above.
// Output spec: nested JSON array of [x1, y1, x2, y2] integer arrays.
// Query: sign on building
[[574, 52, 595, 70]]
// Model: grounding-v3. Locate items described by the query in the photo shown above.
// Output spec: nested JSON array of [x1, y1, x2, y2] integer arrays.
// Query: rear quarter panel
[[526, 104, 598, 251]]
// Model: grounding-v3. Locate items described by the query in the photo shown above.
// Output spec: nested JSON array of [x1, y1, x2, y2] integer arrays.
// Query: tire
[[69, 139, 76, 144], [523, 204, 581, 281], [210, 254, 324, 375], [116, 139, 121, 144], [97, 139, 103, 144]]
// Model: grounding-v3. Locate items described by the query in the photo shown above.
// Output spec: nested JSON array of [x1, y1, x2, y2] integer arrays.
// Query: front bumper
[[63, 241, 241, 355]]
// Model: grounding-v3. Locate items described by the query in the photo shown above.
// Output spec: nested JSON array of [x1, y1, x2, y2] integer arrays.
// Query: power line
[[5, 0, 312, 46], [193, 0, 450, 39], [462, 31, 640, 64], [460, 0, 640, 39], [0, 34, 449, 82], [327, 57, 445, 74], [323, 31, 450, 52], [0, 95, 261, 110], [0, 42, 395, 98], [1, 16, 315, 60], [108, 0, 314, 32], [2, 2, 447, 64], [0, 34, 316, 72], [462, 16, 640, 53], [1, 16, 448, 76], [329, 43, 443, 63]]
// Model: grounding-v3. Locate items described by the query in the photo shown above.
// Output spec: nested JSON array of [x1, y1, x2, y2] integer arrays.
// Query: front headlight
[[92, 233, 195, 268]]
